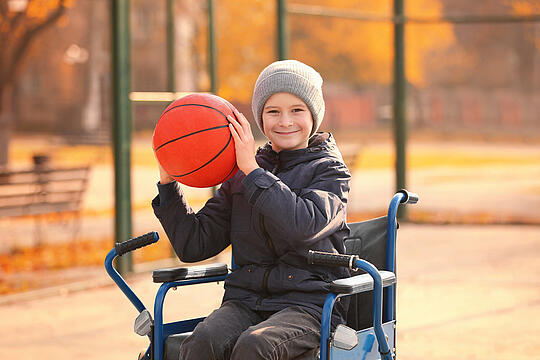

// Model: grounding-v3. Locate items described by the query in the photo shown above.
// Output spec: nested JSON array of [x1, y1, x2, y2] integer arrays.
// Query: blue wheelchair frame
[[105, 189, 417, 360]]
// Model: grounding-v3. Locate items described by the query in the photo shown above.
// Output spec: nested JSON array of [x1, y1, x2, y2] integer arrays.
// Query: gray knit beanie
[[252, 60, 325, 137]]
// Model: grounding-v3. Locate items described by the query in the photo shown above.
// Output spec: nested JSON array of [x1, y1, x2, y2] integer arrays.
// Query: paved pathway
[[2, 138, 540, 358], [1, 224, 539, 359], [3, 139, 540, 252]]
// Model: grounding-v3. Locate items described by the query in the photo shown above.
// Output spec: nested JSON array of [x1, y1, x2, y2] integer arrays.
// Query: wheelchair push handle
[[105, 232, 160, 315], [307, 250, 359, 270], [115, 231, 159, 256]]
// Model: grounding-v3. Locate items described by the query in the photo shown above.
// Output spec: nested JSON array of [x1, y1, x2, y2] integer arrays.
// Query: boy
[[153, 60, 351, 359]]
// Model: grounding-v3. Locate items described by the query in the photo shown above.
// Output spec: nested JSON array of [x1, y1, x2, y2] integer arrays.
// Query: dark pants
[[178, 300, 321, 360]]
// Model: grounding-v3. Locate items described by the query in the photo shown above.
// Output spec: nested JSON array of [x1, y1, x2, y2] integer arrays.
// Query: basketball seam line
[[213, 100, 239, 184], [159, 103, 231, 121], [155, 125, 229, 151], [171, 132, 233, 178], [157, 99, 238, 184], [217, 163, 239, 185]]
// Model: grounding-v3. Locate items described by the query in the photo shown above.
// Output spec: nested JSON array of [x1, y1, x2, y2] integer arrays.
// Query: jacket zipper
[[259, 215, 277, 257], [256, 163, 280, 308], [256, 215, 277, 308]]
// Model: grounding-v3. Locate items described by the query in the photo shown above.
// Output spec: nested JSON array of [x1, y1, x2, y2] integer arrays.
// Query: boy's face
[[262, 92, 313, 153]]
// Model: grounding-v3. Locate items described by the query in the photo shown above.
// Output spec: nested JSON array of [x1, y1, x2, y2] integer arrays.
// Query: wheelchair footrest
[[330, 270, 396, 295], [153, 263, 228, 283]]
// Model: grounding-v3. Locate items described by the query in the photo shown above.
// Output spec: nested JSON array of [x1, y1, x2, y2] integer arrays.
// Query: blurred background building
[[3, 0, 539, 154], [1, 3, 539, 357]]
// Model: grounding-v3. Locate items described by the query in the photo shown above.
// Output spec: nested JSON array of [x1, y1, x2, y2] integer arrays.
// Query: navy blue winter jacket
[[152, 133, 351, 325]]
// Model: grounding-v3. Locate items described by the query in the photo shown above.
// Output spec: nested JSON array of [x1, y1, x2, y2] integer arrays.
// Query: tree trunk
[[175, 0, 203, 92], [0, 84, 14, 168], [82, 0, 102, 133]]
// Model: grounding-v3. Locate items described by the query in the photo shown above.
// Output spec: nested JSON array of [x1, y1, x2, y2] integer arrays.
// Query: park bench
[[0, 155, 90, 245]]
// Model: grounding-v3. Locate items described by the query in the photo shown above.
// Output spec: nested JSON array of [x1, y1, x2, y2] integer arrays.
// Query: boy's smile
[[262, 92, 313, 153]]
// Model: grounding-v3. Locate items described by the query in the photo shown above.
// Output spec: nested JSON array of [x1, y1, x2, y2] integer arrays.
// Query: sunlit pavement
[[0, 223, 538, 359], [2, 138, 540, 358], [4, 140, 540, 252]]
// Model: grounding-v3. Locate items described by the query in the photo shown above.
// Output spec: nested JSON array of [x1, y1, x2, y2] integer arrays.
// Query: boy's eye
[[292, 108, 305, 113], [266, 110, 279, 114]]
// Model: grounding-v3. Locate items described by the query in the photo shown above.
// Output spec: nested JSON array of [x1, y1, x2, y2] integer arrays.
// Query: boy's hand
[[228, 109, 259, 175], [158, 162, 175, 184], [154, 153, 175, 184]]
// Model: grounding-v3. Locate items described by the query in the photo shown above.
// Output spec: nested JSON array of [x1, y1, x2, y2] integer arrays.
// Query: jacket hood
[[256, 132, 344, 172]]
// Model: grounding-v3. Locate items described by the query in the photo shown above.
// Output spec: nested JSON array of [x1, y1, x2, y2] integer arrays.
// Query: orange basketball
[[153, 93, 238, 188]]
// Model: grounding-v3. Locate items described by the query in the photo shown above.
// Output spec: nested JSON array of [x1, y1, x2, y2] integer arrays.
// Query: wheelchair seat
[[162, 216, 392, 360], [164, 332, 192, 360], [165, 333, 319, 360]]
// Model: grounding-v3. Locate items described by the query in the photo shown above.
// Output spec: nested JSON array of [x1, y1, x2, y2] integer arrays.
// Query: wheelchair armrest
[[152, 263, 229, 283], [330, 270, 396, 295]]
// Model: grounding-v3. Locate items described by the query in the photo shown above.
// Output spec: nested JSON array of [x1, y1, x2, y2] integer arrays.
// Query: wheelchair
[[105, 189, 418, 360]]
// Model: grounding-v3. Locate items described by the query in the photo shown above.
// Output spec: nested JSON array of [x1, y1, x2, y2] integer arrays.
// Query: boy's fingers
[[228, 115, 244, 137], [227, 114, 238, 126], [232, 109, 251, 130], [229, 111, 253, 143], [228, 123, 240, 141], [232, 107, 242, 119]]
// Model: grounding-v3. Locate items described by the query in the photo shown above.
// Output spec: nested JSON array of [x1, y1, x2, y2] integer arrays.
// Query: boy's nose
[[278, 114, 293, 126]]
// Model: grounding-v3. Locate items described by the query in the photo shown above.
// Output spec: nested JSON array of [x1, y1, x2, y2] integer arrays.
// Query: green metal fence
[[110, 0, 540, 271]]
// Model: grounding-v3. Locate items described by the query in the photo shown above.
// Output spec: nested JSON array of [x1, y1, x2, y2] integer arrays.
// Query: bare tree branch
[[1, 1, 30, 65], [3, 0, 66, 87], [1, 0, 34, 84], [0, 1, 8, 19]]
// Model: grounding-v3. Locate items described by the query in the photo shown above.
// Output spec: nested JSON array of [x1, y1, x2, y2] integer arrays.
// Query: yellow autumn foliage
[[213, 0, 277, 102], [509, 0, 540, 14], [25, 0, 73, 19], [211, 0, 455, 103], [508, 0, 540, 50]]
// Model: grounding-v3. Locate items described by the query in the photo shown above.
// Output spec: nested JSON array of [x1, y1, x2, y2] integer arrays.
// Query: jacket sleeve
[[241, 159, 350, 248], [152, 181, 232, 262]]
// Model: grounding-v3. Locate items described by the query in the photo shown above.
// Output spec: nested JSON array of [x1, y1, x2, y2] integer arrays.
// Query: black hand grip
[[397, 189, 419, 204], [115, 231, 159, 256], [308, 250, 358, 269]]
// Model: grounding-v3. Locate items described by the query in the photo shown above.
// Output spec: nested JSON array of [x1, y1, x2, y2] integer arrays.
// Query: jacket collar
[[256, 132, 340, 172]]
